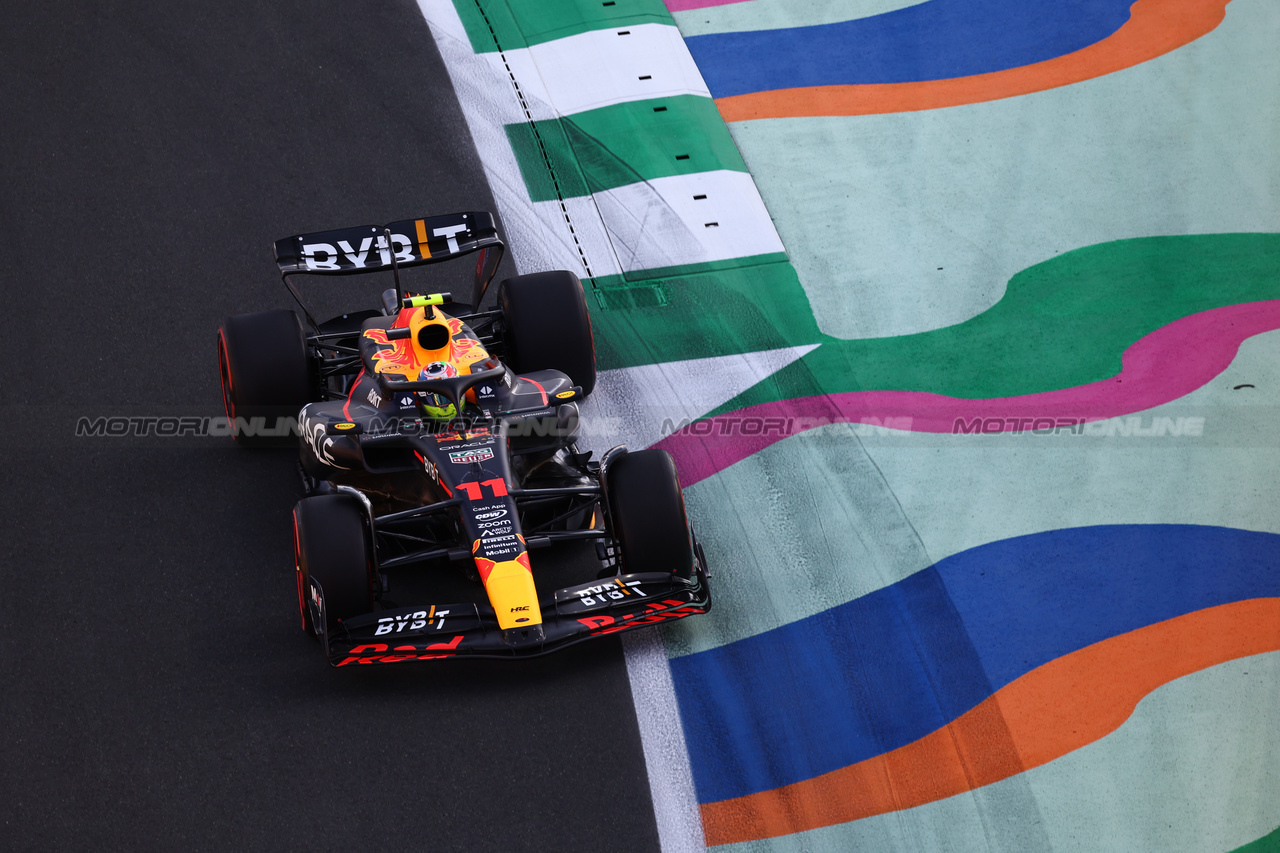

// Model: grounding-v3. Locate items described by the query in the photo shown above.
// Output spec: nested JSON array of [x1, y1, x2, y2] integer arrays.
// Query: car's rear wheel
[[499, 270, 596, 397], [218, 309, 313, 447], [607, 449, 694, 579], [293, 494, 374, 634]]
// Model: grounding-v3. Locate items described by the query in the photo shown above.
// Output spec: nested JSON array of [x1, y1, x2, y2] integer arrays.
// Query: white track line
[[622, 629, 708, 853]]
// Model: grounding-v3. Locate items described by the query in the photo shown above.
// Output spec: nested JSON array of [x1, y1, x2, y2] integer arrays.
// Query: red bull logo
[[364, 313, 490, 381], [363, 327, 418, 380]]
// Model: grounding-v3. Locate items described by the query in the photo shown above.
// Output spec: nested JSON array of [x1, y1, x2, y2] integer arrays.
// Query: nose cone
[[503, 624, 546, 647]]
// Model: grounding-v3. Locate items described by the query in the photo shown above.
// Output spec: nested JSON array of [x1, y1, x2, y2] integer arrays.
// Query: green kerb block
[[505, 96, 746, 202], [454, 0, 674, 53]]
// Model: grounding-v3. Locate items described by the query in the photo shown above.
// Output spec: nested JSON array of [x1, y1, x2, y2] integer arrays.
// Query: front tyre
[[607, 449, 694, 579], [499, 270, 596, 397], [293, 495, 374, 635], [218, 309, 313, 447]]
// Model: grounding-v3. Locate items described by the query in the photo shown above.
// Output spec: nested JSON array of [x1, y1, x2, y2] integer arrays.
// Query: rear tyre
[[218, 309, 313, 447], [607, 449, 694, 579], [499, 270, 596, 397], [293, 495, 374, 634]]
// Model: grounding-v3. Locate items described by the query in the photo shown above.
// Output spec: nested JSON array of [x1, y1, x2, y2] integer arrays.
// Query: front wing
[[319, 565, 711, 666]]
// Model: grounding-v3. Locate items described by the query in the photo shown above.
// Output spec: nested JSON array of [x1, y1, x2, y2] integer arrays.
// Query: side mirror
[[381, 288, 399, 316]]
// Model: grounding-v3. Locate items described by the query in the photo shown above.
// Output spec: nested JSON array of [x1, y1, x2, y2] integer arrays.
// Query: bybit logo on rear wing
[[301, 222, 469, 271]]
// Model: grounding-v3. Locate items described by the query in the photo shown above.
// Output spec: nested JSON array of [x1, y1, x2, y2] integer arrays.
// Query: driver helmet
[[419, 361, 458, 381], [417, 361, 459, 421]]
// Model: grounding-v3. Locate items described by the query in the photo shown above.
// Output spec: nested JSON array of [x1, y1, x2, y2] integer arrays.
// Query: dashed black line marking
[[471, 0, 594, 279]]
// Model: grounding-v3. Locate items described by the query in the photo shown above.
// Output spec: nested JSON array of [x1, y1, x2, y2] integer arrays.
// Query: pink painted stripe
[[665, 0, 749, 11], [658, 301, 1280, 487]]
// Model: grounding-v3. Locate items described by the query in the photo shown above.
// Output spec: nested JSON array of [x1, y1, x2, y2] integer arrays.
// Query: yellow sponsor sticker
[[555, 390, 575, 399], [334, 422, 356, 430]]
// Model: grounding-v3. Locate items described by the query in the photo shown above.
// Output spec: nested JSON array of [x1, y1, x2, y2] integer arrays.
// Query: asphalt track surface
[[0, 3, 659, 850]]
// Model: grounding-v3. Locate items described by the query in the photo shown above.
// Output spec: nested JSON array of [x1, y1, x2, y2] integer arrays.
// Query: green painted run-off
[[587, 255, 821, 370]]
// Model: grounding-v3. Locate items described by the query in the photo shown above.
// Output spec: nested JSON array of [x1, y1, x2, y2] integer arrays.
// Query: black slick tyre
[[607, 449, 694, 579], [292, 495, 374, 634], [498, 270, 597, 396], [218, 309, 313, 447]]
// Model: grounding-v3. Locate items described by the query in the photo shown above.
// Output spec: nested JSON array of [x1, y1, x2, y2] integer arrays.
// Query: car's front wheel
[[292, 494, 374, 635], [606, 449, 694, 579]]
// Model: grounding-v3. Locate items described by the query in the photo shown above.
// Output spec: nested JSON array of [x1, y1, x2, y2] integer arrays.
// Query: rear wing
[[273, 211, 505, 320]]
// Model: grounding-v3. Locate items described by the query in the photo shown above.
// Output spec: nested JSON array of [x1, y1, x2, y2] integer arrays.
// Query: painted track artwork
[[684, 525, 1280, 836], [415, 0, 1280, 851], [658, 234, 1280, 485], [660, 0, 1280, 849], [698, 0, 1233, 118]]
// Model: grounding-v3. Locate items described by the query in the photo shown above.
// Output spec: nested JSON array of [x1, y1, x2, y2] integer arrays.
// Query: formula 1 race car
[[217, 212, 711, 665]]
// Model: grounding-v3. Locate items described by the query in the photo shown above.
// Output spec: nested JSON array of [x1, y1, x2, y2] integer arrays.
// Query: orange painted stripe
[[415, 219, 432, 259], [701, 596, 1280, 846], [715, 0, 1230, 121]]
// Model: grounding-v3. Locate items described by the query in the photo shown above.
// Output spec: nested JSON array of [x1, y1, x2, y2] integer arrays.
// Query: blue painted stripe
[[671, 525, 1280, 803], [685, 0, 1133, 98]]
